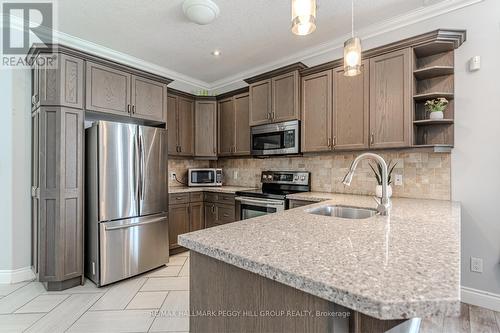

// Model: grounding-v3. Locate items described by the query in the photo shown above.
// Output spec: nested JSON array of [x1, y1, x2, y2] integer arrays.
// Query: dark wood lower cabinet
[[168, 204, 190, 250], [168, 191, 235, 251], [189, 202, 205, 232], [190, 252, 408, 333]]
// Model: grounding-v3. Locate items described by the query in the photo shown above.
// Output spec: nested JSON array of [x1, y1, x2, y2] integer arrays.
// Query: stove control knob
[[294, 176, 299, 181], [300, 176, 305, 181]]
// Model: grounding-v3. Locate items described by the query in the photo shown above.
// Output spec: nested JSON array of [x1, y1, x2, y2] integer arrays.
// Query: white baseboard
[[461, 286, 500, 312], [0, 267, 35, 284]]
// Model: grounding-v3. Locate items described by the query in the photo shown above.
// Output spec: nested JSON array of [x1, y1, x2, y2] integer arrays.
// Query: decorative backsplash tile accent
[[168, 159, 210, 187], [216, 151, 451, 200]]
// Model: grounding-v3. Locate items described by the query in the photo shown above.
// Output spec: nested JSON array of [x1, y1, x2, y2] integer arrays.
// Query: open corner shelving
[[412, 41, 455, 150]]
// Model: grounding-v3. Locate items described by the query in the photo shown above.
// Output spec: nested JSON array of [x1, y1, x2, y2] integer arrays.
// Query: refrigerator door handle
[[139, 132, 145, 202], [104, 216, 166, 231], [135, 132, 141, 205]]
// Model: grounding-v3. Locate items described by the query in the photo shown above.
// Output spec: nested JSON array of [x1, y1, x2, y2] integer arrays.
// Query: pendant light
[[291, 0, 317, 36], [344, 0, 362, 76]]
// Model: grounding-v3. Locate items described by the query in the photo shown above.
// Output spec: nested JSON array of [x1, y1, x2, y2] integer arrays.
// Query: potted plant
[[369, 160, 398, 198], [424, 97, 448, 120]]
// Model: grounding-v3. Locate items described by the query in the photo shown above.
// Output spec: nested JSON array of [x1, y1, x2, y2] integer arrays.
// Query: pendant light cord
[[351, 0, 354, 38]]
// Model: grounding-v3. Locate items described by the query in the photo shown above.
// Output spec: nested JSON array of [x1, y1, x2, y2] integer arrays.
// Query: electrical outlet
[[170, 172, 177, 180], [394, 174, 403, 186], [234, 170, 238, 180], [471, 257, 483, 273]]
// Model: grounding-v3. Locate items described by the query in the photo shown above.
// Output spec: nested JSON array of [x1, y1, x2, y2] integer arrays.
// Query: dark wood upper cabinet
[[333, 61, 370, 150], [86, 61, 131, 116], [34, 54, 84, 110], [177, 97, 195, 156], [218, 97, 235, 156], [167, 92, 194, 157], [167, 94, 179, 156], [234, 93, 250, 155], [131, 75, 167, 122], [249, 79, 272, 126], [301, 70, 333, 153], [272, 71, 300, 122], [86, 62, 167, 122], [195, 100, 217, 157], [369, 48, 412, 148], [249, 71, 300, 126]]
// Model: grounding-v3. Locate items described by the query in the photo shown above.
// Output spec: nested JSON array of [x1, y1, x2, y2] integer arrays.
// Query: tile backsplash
[[216, 150, 450, 200], [168, 159, 210, 187]]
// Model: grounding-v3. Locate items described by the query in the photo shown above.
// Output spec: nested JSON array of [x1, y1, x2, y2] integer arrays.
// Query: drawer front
[[204, 192, 219, 203], [218, 194, 235, 205], [189, 192, 204, 202], [217, 204, 235, 224], [169, 193, 190, 204]]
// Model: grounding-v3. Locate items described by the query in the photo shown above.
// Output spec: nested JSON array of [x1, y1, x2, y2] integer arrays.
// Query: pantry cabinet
[[33, 54, 84, 110]]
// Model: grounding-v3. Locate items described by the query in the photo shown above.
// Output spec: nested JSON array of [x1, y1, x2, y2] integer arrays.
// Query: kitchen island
[[179, 194, 461, 332]]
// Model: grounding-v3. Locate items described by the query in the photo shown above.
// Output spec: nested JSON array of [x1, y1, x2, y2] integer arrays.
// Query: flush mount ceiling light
[[182, 0, 220, 25], [291, 0, 317, 36], [344, 0, 362, 76], [211, 49, 221, 56]]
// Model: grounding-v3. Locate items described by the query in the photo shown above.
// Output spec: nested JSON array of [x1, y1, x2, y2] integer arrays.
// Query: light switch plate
[[234, 170, 238, 180], [394, 174, 403, 186], [170, 172, 177, 180]]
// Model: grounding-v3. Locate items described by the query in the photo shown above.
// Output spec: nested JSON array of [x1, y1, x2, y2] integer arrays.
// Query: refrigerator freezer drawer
[[99, 213, 169, 286]]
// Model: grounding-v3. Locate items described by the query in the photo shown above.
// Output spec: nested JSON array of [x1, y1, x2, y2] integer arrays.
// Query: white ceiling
[[52, 0, 448, 87]]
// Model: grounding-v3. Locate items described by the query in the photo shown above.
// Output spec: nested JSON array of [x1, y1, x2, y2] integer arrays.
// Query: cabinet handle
[[212, 205, 215, 213], [332, 136, 336, 147], [132, 105, 136, 114], [272, 111, 275, 120], [327, 138, 331, 148], [370, 133, 375, 145], [127, 104, 131, 113]]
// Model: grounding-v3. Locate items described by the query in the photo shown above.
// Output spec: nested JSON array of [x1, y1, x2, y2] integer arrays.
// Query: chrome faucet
[[342, 153, 391, 215]]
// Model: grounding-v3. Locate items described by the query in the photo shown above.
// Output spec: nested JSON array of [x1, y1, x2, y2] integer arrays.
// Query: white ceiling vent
[[182, 0, 220, 25]]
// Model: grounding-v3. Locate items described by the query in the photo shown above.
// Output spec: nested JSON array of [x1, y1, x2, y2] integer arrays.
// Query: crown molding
[[3, 0, 483, 94], [4, 14, 210, 91], [208, 0, 482, 93]]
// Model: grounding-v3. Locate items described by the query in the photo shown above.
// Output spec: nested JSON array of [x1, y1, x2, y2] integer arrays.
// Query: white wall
[[0, 68, 33, 282], [0, 69, 14, 271]]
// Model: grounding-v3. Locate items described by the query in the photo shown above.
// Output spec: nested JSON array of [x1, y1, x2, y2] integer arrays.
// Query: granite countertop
[[179, 194, 461, 320], [169, 186, 256, 194]]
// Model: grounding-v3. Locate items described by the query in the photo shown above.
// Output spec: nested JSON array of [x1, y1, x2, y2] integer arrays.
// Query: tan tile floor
[[0, 252, 190, 333], [1, 250, 500, 333]]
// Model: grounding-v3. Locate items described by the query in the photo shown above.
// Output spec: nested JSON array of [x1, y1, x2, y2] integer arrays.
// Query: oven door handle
[[235, 196, 285, 207]]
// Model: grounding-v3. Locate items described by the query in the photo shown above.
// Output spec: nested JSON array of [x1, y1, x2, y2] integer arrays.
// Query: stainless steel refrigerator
[[85, 121, 169, 286]]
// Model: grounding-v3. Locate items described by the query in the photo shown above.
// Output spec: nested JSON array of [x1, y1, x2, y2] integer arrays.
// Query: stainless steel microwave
[[188, 168, 223, 187], [251, 120, 300, 156]]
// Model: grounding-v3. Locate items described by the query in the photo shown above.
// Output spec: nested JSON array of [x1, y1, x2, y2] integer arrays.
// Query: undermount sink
[[305, 205, 378, 219]]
